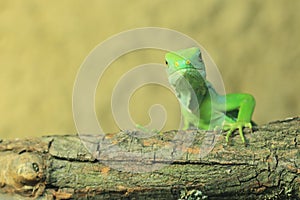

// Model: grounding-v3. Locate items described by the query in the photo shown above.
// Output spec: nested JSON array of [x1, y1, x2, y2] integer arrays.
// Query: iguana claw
[[223, 122, 252, 144]]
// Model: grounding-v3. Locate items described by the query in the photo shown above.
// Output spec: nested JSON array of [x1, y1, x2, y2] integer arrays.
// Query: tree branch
[[0, 117, 299, 199]]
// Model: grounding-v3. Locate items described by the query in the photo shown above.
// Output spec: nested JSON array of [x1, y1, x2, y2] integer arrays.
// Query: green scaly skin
[[165, 47, 255, 144]]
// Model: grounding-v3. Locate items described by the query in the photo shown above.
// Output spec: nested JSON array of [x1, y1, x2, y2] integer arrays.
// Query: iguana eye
[[32, 163, 39, 172], [186, 60, 191, 65], [165, 60, 168, 65]]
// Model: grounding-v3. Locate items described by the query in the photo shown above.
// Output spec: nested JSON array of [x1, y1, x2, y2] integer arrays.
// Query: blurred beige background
[[0, 0, 299, 138]]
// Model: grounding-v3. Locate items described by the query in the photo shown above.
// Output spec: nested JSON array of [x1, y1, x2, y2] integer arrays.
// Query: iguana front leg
[[222, 93, 255, 144]]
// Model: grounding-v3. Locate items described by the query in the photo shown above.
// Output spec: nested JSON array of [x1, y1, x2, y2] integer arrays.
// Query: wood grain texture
[[0, 117, 299, 199]]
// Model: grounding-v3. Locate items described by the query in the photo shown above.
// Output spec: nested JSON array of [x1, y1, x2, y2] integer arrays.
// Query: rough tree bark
[[0, 117, 299, 200]]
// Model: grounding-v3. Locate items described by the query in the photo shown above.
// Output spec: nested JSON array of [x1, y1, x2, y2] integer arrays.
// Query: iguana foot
[[135, 124, 160, 135], [223, 122, 252, 144]]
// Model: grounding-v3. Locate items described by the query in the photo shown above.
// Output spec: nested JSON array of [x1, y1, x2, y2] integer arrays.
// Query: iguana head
[[165, 47, 206, 78]]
